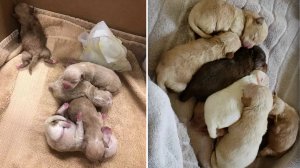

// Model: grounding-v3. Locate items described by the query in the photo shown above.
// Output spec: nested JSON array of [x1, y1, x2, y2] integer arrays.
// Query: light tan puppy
[[67, 97, 117, 162], [188, 102, 214, 168], [211, 84, 273, 168], [14, 3, 56, 74], [189, 0, 268, 48], [62, 62, 122, 95], [49, 76, 112, 113], [156, 32, 241, 92], [260, 95, 299, 157], [45, 103, 83, 152]]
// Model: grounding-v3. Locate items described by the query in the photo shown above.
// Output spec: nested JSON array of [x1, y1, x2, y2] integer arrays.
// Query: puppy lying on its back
[[156, 32, 241, 92], [211, 84, 273, 168], [260, 95, 299, 157], [62, 62, 122, 95], [14, 3, 56, 74], [205, 70, 269, 138], [189, 0, 268, 48], [180, 46, 267, 102]]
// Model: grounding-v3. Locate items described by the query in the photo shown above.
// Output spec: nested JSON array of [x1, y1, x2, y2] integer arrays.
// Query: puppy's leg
[[56, 103, 69, 115], [75, 112, 84, 145], [16, 51, 32, 69], [260, 147, 277, 157], [40, 48, 56, 64]]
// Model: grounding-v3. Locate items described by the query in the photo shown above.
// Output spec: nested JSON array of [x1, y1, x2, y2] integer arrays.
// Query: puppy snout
[[62, 82, 71, 90]]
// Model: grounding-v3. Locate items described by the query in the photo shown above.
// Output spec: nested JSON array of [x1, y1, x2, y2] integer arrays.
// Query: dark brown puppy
[[14, 3, 56, 74], [180, 46, 267, 102]]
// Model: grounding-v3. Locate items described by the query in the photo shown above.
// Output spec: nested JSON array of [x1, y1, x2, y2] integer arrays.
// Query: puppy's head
[[242, 84, 272, 107], [241, 11, 268, 48], [269, 95, 285, 115], [251, 70, 269, 87], [44, 115, 70, 142], [251, 46, 267, 72], [14, 3, 34, 24], [62, 67, 82, 90], [94, 90, 113, 107], [217, 32, 241, 54]]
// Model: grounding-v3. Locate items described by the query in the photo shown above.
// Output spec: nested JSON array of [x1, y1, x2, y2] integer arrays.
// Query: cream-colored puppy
[[211, 84, 273, 168], [189, 0, 268, 48], [205, 70, 269, 138], [260, 95, 299, 157], [45, 103, 84, 152], [156, 32, 241, 92], [62, 62, 122, 95]]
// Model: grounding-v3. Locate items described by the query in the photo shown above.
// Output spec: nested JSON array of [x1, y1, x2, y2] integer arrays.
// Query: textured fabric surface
[[148, 0, 299, 167], [0, 8, 146, 168]]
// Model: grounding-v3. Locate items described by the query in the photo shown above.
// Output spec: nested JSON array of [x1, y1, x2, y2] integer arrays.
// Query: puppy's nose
[[62, 83, 71, 90]]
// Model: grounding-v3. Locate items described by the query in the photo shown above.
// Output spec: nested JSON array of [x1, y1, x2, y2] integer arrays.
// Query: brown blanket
[[0, 8, 146, 168]]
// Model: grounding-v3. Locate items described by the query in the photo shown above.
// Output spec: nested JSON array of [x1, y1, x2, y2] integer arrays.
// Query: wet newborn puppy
[[205, 70, 269, 138], [260, 95, 299, 157], [211, 84, 273, 168], [45, 103, 83, 152], [49, 76, 112, 113], [67, 97, 117, 162], [156, 32, 241, 92], [188, 102, 214, 168], [14, 3, 56, 74], [189, 0, 268, 48], [180, 46, 267, 102], [62, 62, 122, 95]]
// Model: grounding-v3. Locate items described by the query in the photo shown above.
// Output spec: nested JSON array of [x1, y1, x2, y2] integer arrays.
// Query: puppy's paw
[[76, 112, 83, 121]]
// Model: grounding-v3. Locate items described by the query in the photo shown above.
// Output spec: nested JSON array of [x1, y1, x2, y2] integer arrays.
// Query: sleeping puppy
[[62, 62, 122, 95], [44, 103, 83, 152], [14, 3, 56, 74], [180, 46, 267, 102], [49, 76, 112, 113], [211, 84, 273, 168], [189, 0, 268, 48], [156, 32, 241, 92], [205, 70, 269, 138], [260, 95, 299, 157], [67, 97, 117, 162], [187, 102, 214, 168]]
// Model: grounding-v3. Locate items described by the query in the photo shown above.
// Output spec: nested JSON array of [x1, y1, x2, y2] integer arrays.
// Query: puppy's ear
[[256, 17, 265, 25], [80, 74, 85, 80]]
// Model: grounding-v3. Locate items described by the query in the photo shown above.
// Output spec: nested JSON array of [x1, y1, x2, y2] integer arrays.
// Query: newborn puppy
[[49, 76, 112, 113], [205, 70, 269, 138], [211, 84, 273, 168], [67, 97, 117, 162], [180, 46, 267, 102], [189, 0, 268, 48], [260, 95, 299, 157], [62, 62, 122, 95], [44, 103, 83, 152], [14, 3, 56, 74], [187, 102, 214, 168], [156, 32, 241, 92]]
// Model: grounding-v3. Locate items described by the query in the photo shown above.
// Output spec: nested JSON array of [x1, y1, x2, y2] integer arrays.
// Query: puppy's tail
[[28, 54, 39, 74], [179, 89, 191, 102], [188, 16, 212, 38]]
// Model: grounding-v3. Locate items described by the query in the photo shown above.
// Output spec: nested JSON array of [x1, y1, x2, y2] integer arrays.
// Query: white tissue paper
[[78, 21, 132, 71]]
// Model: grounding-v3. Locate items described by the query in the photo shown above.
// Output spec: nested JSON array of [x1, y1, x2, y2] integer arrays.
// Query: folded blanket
[[0, 8, 146, 168], [148, 0, 299, 167]]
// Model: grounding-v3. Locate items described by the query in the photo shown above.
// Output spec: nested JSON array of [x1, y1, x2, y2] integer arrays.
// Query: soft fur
[[49, 76, 112, 113], [188, 102, 214, 168], [204, 70, 269, 138], [14, 3, 56, 74], [67, 97, 117, 162], [44, 103, 84, 152], [156, 32, 241, 92], [62, 62, 122, 95], [260, 95, 299, 157], [211, 84, 273, 168], [180, 46, 267, 102], [188, 0, 268, 48]]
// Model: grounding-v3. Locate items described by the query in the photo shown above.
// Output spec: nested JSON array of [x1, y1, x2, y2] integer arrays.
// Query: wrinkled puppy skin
[[187, 102, 214, 168], [48, 76, 112, 113], [180, 46, 267, 102], [260, 95, 299, 157], [188, 0, 268, 48], [211, 84, 273, 168], [44, 103, 84, 152], [14, 3, 56, 74], [156, 32, 241, 92], [62, 62, 122, 95], [67, 97, 117, 162]]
